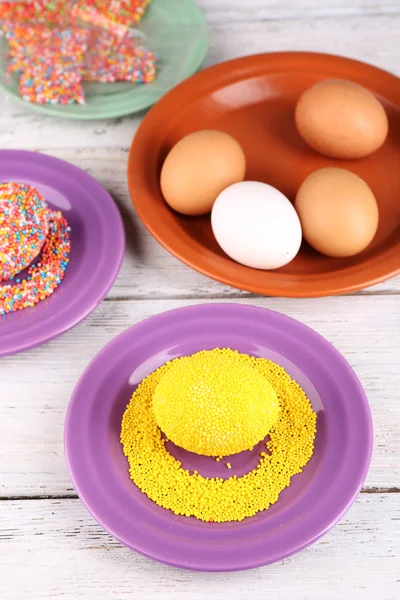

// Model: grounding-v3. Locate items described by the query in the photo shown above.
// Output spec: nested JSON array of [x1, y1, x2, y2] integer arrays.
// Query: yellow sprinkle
[[152, 349, 280, 456], [120, 348, 317, 523], [226, 462, 232, 469]]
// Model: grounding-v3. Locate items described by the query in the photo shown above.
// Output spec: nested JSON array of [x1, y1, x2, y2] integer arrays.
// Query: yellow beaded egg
[[152, 349, 280, 456]]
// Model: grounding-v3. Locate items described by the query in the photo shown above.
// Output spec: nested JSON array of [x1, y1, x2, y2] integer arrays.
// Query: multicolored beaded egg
[[0, 182, 49, 281]]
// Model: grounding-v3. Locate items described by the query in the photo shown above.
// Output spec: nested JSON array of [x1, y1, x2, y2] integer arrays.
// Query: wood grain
[[198, 0, 400, 21], [1, 494, 398, 600], [1, 296, 399, 497], [2, 13, 400, 151], [1, 1, 399, 596]]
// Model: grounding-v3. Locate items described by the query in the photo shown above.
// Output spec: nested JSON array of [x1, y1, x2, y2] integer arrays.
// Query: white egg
[[211, 181, 302, 269]]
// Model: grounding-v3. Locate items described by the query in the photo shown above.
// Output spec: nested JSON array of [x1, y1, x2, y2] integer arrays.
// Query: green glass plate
[[0, 0, 209, 120]]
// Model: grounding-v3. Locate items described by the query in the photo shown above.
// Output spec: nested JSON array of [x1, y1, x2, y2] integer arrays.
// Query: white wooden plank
[[207, 13, 400, 77], [1, 295, 399, 497], [198, 0, 400, 22], [0, 4, 398, 597], [1, 13, 400, 150], [1, 494, 398, 600], [7, 146, 399, 298]]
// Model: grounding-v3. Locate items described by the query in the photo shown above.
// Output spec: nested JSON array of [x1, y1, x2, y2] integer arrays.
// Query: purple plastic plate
[[0, 150, 125, 357], [65, 303, 373, 572]]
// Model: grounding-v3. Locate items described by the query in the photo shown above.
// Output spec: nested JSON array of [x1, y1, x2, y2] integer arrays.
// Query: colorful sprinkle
[[1, 1, 156, 105], [0, 1, 71, 26], [8, 53, 80, 77], [0, 210, 71, 315], [4, 25, 89, 76], [3, 24, 90, 54], [72, 0, 151, 34], [20, 63, 85, 105], [0, 182, 50, 281], [84, 31, 156, 83]]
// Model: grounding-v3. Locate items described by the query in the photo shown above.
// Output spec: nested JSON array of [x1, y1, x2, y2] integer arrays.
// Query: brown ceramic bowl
[[128, 52, 400, 297]]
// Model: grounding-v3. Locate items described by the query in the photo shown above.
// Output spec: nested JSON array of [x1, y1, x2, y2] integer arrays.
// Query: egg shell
[[211, 181, 302, 270], [295, 167, 379, 258], [295, 79, 389, 159], [160, 130, 246, 216]]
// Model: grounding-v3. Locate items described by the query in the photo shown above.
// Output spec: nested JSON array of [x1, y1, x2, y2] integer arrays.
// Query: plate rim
[[64, 302, 373, 571], [128, 50, 400, 298], [0, 149, 125, 357]]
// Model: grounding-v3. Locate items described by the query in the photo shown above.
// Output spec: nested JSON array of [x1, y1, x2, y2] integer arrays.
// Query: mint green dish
[[0, 0, 209, 120]]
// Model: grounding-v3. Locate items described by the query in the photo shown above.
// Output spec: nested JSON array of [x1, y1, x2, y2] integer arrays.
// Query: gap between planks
[[197, 0, 400, 23], [1, 488, 399, 502], [103, 290, 400, 302], [205, 8, 400, 24]]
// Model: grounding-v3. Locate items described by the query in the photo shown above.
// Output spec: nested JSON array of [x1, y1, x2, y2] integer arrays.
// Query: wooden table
[[1, 1, 399, 598]]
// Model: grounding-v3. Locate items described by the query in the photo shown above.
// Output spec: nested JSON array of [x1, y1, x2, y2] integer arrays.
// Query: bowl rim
[[128, 51, 400, 298]]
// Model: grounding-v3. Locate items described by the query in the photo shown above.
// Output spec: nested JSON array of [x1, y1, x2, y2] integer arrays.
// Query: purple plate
[[65, 303, 373, 572], [0, 150, 125, 357]]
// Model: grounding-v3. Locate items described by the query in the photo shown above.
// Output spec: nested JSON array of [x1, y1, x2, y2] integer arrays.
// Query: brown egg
[[295, 168, 379, 257], [160, 130, 246, 216], [295, 79, 389, 159]]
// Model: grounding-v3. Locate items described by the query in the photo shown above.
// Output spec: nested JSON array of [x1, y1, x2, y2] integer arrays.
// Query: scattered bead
[[0, 210, 71, 315], [3, 23, 88, 104], [0, 1, 71, 26], [4, 24, 89, 75], [84, 30, 156, 83], [1, 2, 156, 105], [72, 0, 151, 34], [0, 182, 49, 281], [121, 349, 317, 523], [20, 63, 85, 105], [3, 23, 90, 55]]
